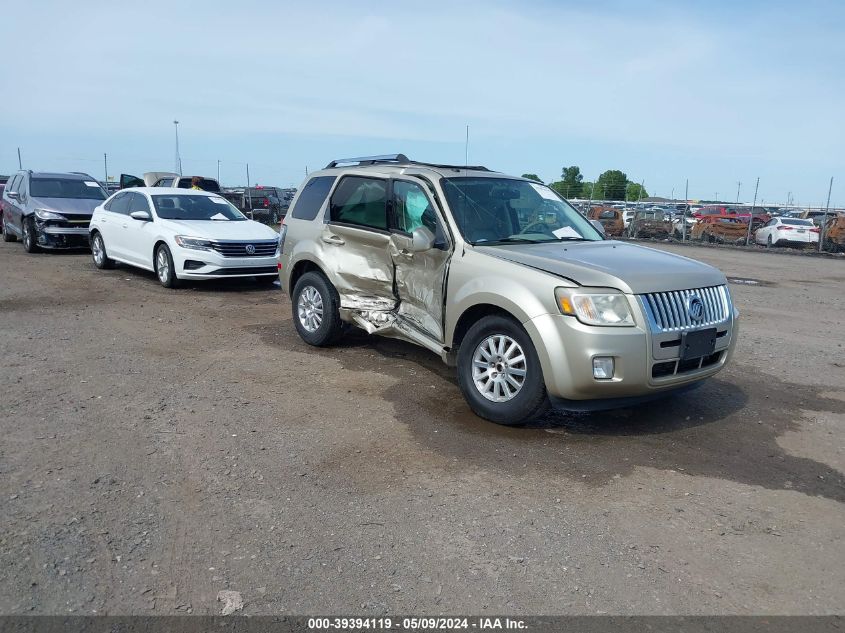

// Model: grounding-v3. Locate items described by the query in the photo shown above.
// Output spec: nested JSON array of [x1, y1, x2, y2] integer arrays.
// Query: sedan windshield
[[152, 194, 247, 221], [441, 177, 602, 244], [30, 178, 106, 200]]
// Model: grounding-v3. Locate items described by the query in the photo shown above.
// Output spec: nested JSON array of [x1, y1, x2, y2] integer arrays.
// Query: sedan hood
[[31, 197, 100, 216], [161, 219, 278, 241], [475, 240, 726, 294]]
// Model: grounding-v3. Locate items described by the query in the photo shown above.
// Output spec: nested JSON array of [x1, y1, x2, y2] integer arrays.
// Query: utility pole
[[682, 179, 689, 242], [17, 147, 22, 169], [246, 163, 252, 219], [736, 181, 741, 205], [819, 177, 834, 252], [217, 160, 221, 186], [103, 153, 109, 188], [465, 125, 470, 166], [173, 120, 182, 175], [744, 177, 759, 245]]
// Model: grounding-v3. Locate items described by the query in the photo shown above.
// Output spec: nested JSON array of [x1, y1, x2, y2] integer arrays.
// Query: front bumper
[[523, 305, 738, 404], [35, 225, 90, 249], [171, 248, 279, 279]]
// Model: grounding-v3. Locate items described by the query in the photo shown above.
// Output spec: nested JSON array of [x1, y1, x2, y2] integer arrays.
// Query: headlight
[[555, 288, 635, 327], [174, 236, 213, 251], [34, 208, 66, 221]]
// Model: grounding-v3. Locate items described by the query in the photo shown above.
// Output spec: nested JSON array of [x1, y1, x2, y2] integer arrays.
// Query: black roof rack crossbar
[[325, 154, 410, 168], [324, 154, 490, 172]]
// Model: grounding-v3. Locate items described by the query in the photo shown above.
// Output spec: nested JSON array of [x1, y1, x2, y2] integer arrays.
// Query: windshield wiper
[[555, 236, 592, 241], [475, 237, 549, 245]]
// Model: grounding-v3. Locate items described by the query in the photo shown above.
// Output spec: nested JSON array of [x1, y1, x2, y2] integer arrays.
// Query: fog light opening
[[593, 356, 615, 380]]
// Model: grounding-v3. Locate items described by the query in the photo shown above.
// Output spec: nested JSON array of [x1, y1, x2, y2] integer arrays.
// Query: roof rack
[[324, 154, 490, 172]]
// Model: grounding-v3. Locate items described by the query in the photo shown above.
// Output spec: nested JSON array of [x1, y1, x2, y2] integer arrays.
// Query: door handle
[[322, 234, 345, 245]]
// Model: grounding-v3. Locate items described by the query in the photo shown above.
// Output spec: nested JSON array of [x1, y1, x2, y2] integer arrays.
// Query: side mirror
[[410, 226, 436, 252], [130, 211, 151, 221], [590, 219, 606, 236]]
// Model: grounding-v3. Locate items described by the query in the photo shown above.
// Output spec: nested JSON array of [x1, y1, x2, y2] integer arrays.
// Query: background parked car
[[220, 186, 286, 225], [626, 210, 673, 239], [587, 206, 625, 236], [88, 188, 280, 288], [691, 216, 749, 244], [1, 171, 105, 251], [821, 214, 845, 252], [120, 172, 222, 193], [754, 217, 818, 248]]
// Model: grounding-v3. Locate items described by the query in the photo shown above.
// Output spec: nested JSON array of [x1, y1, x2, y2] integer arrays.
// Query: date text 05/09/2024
[[307, 617, 528, 631]]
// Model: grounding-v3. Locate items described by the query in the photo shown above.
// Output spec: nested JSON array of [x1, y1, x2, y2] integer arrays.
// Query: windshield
[[441, 177, 602, 244], [30, 178, 106, 200], [151, 194, 247, 221]]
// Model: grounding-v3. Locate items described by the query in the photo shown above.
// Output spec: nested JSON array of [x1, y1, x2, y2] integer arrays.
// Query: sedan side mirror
[[130, 211, 151, 221], [590, 219, 607, 237], [410, 226, 436, 252]]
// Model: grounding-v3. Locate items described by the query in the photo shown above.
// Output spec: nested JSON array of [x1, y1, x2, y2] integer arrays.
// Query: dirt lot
[[1, 241, 843, 616]]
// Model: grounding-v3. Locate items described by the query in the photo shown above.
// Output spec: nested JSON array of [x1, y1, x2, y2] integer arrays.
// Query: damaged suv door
[[388, 178, 451, 343], [321, 176, 397, 326], [298, 174, 452, 350]]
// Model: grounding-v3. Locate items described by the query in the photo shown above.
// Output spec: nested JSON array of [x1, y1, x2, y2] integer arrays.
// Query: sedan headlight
[[34, 208, 66, 221], [555, 288, 635, 327], [174, 236, 213, 251]]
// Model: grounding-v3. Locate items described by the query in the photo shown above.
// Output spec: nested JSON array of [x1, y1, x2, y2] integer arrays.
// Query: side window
[[109, 192, 132, 215], [130, 193, 151, 213], [329, 176, 387, 230], [7, 174, 21, 194], [290, 175, 336, 221], [392, 180, 438, 235]]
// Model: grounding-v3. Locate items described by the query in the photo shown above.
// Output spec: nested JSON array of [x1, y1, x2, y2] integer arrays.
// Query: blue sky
[[2, 0, 843, 205]]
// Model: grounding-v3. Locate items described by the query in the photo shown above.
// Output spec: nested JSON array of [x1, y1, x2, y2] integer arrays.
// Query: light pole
[[173, 120, 182, 176], [217, 160, 221, 185]]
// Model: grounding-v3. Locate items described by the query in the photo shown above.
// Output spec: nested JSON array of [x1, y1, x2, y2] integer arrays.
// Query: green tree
[[580, 181, 595, 200], [560, 166, 584, 198], [521, 173, 542, 182], [596, 170, 628, 200], [626, 182, 649, 201]]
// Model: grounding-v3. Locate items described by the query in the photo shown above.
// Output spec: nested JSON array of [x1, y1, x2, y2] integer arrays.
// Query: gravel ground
[[0, 240, 843, 616]]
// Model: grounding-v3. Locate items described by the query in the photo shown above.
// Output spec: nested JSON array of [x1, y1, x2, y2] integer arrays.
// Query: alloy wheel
[[471, 334, 527, 403], [156, 249, 170, 283], [92, 235, 105, 265], [297, 286, 324, 332]]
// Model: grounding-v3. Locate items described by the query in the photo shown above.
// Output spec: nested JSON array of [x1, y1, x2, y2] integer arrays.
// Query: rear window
[[290, 176, 336, 221], [177, 178, 220, 192], [599, 210, 616, 219], [781, 219, 813, 226]]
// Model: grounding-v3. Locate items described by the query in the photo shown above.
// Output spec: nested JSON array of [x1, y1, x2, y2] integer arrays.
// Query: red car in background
[[694, 205, 769, 231]]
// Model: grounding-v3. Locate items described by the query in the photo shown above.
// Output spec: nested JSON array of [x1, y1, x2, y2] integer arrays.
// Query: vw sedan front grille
[[209, 240, 278, 257], [640, 285, 729, 332]]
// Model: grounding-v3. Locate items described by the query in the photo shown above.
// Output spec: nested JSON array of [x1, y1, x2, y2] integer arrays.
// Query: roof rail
[[324, 154, 490, 172], [325, 154, 410, 168]]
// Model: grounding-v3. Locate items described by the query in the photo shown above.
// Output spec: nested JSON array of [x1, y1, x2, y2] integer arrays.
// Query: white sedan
[[754, 217, 819, 248], [88, 188, 280, 287]]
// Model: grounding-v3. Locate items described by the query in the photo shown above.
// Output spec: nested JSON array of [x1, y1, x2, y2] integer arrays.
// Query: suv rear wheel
[[457, 315, 549, 425], [292, 271, 343, 346], [1, 216, 16, 242]]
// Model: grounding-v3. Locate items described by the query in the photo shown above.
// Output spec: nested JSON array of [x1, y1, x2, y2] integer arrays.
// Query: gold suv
[[279, 155, 739, 425]]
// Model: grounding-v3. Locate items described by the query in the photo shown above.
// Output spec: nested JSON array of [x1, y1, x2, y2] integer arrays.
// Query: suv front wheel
[[292, 271, 344, 346], [22, 217, 40, 253], [457, 315, 549, 426]]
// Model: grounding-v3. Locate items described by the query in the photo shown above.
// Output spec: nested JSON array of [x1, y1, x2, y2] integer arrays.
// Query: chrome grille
[[209, 239, 278, 257], [639, 285, 729, 332]]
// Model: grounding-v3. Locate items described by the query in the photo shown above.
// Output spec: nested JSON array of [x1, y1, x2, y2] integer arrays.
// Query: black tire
[[155, 244, 179, 288], [90, 231, 114, 269], [457, 315, 550, 426], [291, 271, 344, 346], [1, 216, 16, 242], [766, 235, 773, 249], [22, 217, 40, 253]]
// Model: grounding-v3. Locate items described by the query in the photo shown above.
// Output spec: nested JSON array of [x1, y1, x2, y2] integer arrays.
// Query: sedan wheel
[[22, 218, 39, 253], [91, 233, 114, 269], [155, 245, 178, 288]]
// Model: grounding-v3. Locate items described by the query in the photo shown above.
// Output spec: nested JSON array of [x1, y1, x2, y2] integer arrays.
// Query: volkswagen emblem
[[245, 244, 256, 255], [687, 294, 705, 322]]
